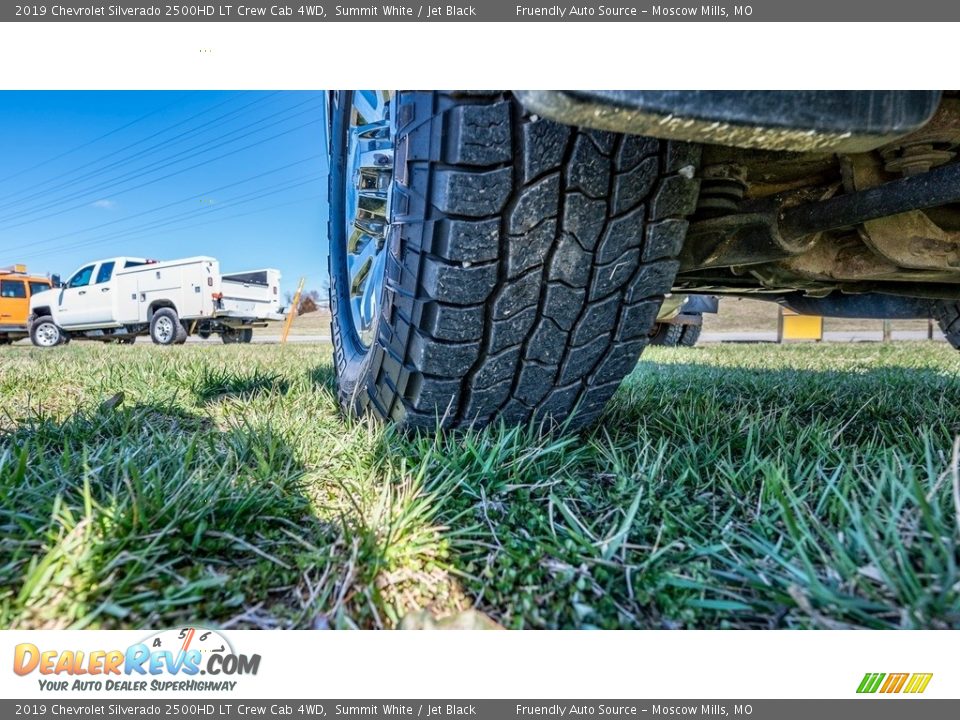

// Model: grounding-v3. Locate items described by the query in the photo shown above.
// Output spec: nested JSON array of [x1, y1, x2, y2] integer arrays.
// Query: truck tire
[[150, 308, 187, 346], [651, 315, 703, 347], [29, 316, 64, 348], [651, 323, 684, 346], [678, 323, 702, 347], [937, 301, 960, 349], [221, 328, 253, 344], [329, 90, 700, 430]]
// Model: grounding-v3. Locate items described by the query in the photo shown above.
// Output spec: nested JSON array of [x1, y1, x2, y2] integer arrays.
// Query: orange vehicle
[[0, 265, 55, 345]]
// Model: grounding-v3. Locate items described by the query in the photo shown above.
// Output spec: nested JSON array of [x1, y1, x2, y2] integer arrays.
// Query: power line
[[0, 96, 320, 225], [130, 193, 322, 245], [0, 92, 257, 208], [0, 115, 323, 233], [0, 95, 321, 226], [17, 174, 324, 263], [0, 92, 191, 188], [123, 193, 321, 249], [3, 154, 323, 252], [18, 190, 322, 267]]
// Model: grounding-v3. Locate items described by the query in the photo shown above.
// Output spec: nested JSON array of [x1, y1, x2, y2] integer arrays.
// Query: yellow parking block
[[779, 308, 823, 342]]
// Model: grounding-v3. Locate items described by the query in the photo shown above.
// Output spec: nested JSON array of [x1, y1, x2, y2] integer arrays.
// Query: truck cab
[[0, 264, 54, 344], [33, 257, 156, 330]]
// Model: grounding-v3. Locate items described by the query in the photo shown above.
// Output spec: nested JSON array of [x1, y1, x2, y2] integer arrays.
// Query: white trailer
[[28, 256, 284, 346]]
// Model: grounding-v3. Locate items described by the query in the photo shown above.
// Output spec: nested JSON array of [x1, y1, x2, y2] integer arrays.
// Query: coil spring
[[696, 164, 748, 218]]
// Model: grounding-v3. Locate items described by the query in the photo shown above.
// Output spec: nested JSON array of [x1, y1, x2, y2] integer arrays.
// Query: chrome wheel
[[343, 90, 394, 348], [154, 316, 175, 343], [33, 321, 60, 347]]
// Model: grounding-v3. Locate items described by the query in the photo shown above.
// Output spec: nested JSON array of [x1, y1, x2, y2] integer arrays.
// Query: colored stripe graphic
[[904, 674, 934, 694], [881, 673, 909, 693], [857, 672, 932, 694], [857, 673, 885, 694]]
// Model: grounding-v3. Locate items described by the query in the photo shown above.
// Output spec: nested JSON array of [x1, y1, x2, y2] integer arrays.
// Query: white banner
[[1, 629, 952, 699]]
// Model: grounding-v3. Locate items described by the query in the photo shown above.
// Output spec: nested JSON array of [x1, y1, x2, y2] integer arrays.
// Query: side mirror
[[51, 274, 63, 288]]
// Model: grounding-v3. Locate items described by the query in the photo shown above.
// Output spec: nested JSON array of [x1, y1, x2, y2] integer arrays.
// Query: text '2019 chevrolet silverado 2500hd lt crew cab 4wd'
[[326, 90, 960, 430], [28, 256, 284, 347]]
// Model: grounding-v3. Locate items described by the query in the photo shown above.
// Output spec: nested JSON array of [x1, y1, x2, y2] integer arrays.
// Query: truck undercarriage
[[522, 91, 960, 319]]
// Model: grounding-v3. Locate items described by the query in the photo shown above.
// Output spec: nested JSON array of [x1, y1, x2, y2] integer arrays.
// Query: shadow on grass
[[0, 399, 335, 630], [191, 367, 290, 404], [308, 365, 337, 393]]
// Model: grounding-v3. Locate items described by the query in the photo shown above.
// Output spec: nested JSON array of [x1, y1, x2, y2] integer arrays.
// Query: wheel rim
[[342, 90, 394, 349], [35, 322, 59, 347], [155, 316, 174, 343]]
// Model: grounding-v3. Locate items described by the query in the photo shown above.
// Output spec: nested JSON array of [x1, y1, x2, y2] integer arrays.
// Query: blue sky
[[0, 91, 329, 297]]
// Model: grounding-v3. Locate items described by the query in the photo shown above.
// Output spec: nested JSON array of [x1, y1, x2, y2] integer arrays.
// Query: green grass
[[1, 341, 959, 630]]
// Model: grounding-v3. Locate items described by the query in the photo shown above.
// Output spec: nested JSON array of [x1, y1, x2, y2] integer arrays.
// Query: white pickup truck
[[28, 256, 284, 347]]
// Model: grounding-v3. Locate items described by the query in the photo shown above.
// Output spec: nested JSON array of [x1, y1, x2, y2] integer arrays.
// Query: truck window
[[28, 282, 51, 296], [124, 260, 148, 268], [96, 262, 115, 284], [67, 265, 95, 288], [0, 280, 26, 298]]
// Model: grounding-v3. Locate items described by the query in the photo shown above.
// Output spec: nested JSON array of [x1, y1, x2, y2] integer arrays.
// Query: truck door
[[0, 278, 28, 327], [55, 264, 96, 327], [84, 261, 117, 325]]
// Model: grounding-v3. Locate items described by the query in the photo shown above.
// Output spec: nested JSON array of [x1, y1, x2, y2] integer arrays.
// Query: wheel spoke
[[343, 91, 394, 349], [347, 233, 382, 286]]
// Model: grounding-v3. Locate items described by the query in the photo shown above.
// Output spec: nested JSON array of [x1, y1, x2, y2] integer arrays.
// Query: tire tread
[[334, 91, 700, 429]]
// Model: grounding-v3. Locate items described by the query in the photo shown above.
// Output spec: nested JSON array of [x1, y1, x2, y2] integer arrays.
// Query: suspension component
[[696, 163, 748, 217], [882, 142, 956, 176], [779, 161, 960, 242], [878, 97, 960, 176], [682, 160, 960, 272]]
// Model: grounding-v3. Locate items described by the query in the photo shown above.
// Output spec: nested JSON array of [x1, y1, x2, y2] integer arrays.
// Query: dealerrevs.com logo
[[13, 627, 261, 693], [857, 672, 933, 695]]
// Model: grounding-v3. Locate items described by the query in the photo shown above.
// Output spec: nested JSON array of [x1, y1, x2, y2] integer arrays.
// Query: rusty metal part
[[857, 212, 960, 271], [754, 233, 960, 286], [883, 143, 956, 176], [773, 235, 900, 282], [878, 97, 960, 176], [682, 159, 960, 277], [842, 148, 960, 272]]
